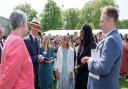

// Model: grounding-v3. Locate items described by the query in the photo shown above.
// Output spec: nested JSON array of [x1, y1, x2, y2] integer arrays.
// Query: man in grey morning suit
[[81, 6, 122, 89]]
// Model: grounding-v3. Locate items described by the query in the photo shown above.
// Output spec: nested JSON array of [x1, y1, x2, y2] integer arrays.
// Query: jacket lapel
[[29, 34, 38, 53], [96, 30, 118, 57]]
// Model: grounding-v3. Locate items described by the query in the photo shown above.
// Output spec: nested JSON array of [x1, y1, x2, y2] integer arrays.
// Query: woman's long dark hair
[[80, 23, 94, 47]]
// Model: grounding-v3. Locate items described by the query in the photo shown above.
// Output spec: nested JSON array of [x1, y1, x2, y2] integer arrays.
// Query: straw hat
[[29, 18, 41, 27]]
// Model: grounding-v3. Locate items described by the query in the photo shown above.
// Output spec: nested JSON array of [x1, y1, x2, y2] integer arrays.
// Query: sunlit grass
[[53, 78, 128, 89], [120, 78, 128, 89]]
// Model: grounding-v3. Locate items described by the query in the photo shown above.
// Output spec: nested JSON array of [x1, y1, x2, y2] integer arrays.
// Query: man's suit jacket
[[0, 47, 2, 63], [88, 30, 122, 89], [0, 40, 4, 63], [24, 34, 40, 73]]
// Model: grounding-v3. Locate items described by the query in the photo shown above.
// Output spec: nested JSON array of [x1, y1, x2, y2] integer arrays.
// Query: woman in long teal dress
[[39, 35, 54, 89]]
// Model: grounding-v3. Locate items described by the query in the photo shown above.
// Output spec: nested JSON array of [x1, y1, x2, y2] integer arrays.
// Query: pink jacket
[[0, 32, 34, 89]]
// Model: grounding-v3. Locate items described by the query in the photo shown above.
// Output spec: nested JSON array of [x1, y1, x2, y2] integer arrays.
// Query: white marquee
[[44, 29, 128, 36]]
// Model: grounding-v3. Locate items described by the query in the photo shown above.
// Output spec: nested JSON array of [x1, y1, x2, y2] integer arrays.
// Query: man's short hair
[[102, 6, 119, 23], [10, 10, 27, 30]]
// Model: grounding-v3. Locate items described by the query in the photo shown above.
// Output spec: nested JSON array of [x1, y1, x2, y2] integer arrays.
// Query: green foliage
[[76, 1, 94, 29], [63, 8, 80, 30], [14, 0, 128, 30], [117, 20, 128, 29], [40, 0, 62, 31], [79, 0, 116, 29], [14, 3, 38, 22]]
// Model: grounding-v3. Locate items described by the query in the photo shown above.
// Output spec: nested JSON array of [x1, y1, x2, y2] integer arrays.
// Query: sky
[[0, 0, 128, 20]]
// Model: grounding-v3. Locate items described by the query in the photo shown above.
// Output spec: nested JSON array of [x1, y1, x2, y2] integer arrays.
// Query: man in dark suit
[[0, 25, 4, 63], [24, 18, 44, 89]]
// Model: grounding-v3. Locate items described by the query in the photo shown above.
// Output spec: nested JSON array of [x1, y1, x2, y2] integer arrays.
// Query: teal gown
[[39, 47, 54, 89]]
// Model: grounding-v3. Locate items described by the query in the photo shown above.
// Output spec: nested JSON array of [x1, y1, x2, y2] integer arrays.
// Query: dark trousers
[[75, 79, 88, 89], [34, 65, 40, 89]]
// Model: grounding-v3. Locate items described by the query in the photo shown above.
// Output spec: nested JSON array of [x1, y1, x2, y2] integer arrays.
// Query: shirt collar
[[30, 32, 36, 39], [104, 28, 116, 37]]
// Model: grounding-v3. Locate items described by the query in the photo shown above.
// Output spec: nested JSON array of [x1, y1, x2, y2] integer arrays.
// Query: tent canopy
[[44, 29, 128, 36]]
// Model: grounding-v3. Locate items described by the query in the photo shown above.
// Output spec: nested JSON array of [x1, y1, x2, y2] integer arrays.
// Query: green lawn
[[53, 78, 128, 89], [120, 78, 128, 89]]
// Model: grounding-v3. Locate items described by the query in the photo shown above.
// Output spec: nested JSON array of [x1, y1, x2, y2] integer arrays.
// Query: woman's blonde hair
[[41, 35, 51, 49]]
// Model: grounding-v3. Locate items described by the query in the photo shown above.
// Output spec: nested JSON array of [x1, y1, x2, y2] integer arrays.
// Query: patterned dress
[[57, 48, 74, 89]]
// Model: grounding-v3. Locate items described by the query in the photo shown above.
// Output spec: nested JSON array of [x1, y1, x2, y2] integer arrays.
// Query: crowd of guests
[[0, 6, 127, 89], [120, 34, 128, 78]]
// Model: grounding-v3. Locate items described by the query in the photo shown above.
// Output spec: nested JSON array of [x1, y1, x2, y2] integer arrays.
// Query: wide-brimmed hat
[[29, 18, 41, 27]]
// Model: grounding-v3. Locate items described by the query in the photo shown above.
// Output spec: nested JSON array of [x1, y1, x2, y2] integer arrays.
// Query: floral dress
[[57, 48, 74, 89]]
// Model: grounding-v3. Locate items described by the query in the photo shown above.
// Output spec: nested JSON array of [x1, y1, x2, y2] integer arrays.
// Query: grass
[[53, 78, 128, 89], [53, 80, 56, 89], [120, 78, 128, 89]]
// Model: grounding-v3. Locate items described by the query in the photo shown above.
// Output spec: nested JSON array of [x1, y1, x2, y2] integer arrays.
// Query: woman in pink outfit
[[0, 10, 34, 89], [125, 36, 128, 78], [120, 35, 128, 78]]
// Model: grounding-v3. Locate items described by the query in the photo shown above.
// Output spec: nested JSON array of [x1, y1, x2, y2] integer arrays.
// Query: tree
[[76, 1, 94, 29], [14, 3, 38, 22], [79, 0, 117, 29], [63, 8, 80, 30], [40, 0, 62, 31], [117, 20, 128, 29]]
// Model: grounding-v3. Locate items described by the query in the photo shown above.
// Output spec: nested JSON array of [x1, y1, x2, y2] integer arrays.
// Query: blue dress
[[57, 48, 74, 89], [39, 47, 54, 89]]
